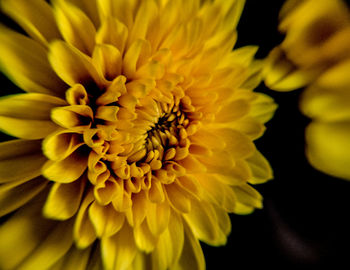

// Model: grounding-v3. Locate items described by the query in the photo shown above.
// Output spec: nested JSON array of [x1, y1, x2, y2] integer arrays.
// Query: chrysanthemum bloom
[[264, 0, 350, 180], [0, 0, 276, 269]]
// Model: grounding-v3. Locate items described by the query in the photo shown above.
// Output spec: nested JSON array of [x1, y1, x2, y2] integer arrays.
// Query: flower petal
[[16, 219, 74, 270], [97, 0, 136, 28], [1, 0, 61, 46], [183, 199, 226, 246], [53, 0, 96, 55], [43, 176, 86, 220], [49, 245, 92, 270], [306, 121, 350, 180], [246, 150, 273, 184], [165, 181, 192, 213], [127, 0, 158, 45], [172, 222, 205, 270], [0, 93, 65, 139], [134, 220, 158, 253], [73, 190, 97, 248], [0, 93, 66, 120], [146, 201, 170, 236], [49, 40, 105, 87], [232, 184, 263, 214], [96, 17, 128, 54], [263, 47, 317, 91], [42, 148, 88, 183], [101, 224, 137, 270], [0, 176, 48, 217], [212, 128, 256, 159], [0, 193, 57, 270], [51, 105, 93, 129], [250, 92, 278, 124], [43, 129, 85, 161], [88, 202, 125, 238], [0, 139, 47, 183], [300, 84, 350, 122], [92, 44, 122, 80], [0, 115, 58, 139], [0, 26, 67, 95]]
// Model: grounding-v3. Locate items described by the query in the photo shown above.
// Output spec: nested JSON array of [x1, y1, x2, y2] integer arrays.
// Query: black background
[[1, 0, 350, 269]]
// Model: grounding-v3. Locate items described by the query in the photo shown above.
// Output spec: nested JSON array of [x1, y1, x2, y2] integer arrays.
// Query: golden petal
[[134, 220, 158, 253], [42, 148, 88, 183], [96, 17, 128, 54], [0, 139, 47, 183], [88, 202, 125, 238], [0, 193, 57, 270], [183, 199, 226, 246], [172, 222, 205, 270], [0, 26, 67, 95], [15, 219, 74, 270], [73, 190, 97, 248], [0, 176, 48, 217], [51, 105, 93, 129], [165, 181, 192, 213], [92, 44, 122, 81], [101, 224, 137, 270], [97, 0, 136, 29], [127, 0, 158, 46], [43, 129, 84, 161], [306, 121, 350, 180], [246, 150, 273, 184], [53, 0, 96, 55], [232, 184, 263, 215], [123, 39, 152, 79], [49, 245, 92, 270], [1, 0, 61, 46], [146, 201, 170, 236], [49, 40, 106, 87], [151, 209, 183, 269], [43, 177, 86, 220]]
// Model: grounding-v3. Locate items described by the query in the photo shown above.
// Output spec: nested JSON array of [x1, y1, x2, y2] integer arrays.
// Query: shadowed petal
[[1, 0, 61, 46], [0, 26, 67, 95], [0, 140, 47, 183]]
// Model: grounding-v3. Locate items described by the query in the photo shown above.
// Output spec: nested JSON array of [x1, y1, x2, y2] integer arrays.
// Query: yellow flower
[[0, 0, 276, 269], [264, 0, 350, 180]]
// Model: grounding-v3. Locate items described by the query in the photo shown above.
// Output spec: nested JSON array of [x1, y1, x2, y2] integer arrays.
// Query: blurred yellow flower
[[264, 0, 350, 180], [0, 0, 276, 269]]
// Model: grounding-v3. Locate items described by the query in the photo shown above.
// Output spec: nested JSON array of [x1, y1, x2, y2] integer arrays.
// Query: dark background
[[1, 0, 350, 269]]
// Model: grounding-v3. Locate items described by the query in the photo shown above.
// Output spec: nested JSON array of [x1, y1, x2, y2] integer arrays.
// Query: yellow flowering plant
[[264, 0, 350, 180], [0, 0, 277, 269]]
